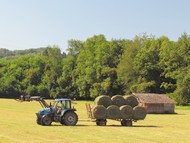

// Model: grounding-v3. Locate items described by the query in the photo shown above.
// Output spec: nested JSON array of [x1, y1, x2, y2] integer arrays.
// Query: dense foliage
[[0, 34, 190, 105]]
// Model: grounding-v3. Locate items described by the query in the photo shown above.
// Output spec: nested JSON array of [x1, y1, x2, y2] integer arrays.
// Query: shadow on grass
[[130, 125, 160, 128], [78, 119, 160, 128], [106, 125, 160, 128], [50, 124, 91, 127], [42, 124, 160, 128], [43, 119, 161, 128], [149, 112, 186, 115]]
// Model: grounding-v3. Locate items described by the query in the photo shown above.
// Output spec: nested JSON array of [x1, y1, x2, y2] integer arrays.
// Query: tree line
[[0, 47, 50, 58], [0, 34, 190, 105]]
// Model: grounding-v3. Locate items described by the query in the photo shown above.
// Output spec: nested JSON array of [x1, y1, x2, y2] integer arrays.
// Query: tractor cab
[[53, 99, 73, 115], [54, 99, 71, 108]]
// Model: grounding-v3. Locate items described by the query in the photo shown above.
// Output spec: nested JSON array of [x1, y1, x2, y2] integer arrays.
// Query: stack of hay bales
[[92, 105, 106, 119], [94, 95, 112, 108], [92, 95, 147, 120], [106, 105, 120, 119], [124, 95, 139, 108], [111, 95, 126, 107], [120, 105, 133, 119], [133, 106, 147, 120]]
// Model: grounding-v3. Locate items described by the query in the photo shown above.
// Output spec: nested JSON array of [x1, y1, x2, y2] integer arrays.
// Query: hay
[[124, 95, 139, 108], [92, 105, 107, 119], [106, 105, 120, 119], [94, 95, 112, 108], [111, 95, 126, 107], [133, 106, 147, 120], [120, 105, 134, 119]]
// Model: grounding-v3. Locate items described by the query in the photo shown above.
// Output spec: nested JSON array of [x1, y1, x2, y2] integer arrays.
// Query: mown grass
[[0, 99, 190, 143]]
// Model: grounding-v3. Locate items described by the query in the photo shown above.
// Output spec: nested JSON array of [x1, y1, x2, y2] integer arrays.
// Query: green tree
[[159, 36, 177, 93], [42, 46, 64, 98], [73, 35, 124, 98], [117, 36, 146, 94], [160, 33, 190, 105], [169, 66, 190, 105], [58, 40, 83, 98]]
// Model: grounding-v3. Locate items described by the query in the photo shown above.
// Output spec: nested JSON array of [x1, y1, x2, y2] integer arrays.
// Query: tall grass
[[0, 99, 190, 143]]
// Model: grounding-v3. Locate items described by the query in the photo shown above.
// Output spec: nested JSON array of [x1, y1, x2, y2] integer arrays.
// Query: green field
[[0, 99, 189, 143]]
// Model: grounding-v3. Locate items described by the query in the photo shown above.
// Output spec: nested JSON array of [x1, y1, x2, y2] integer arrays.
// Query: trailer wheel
[[96, 119, 107, 126], [121, 119, 132, 126], [63, 111, 78, 126], [121, 119, 126, 126], [126, 120, 132, 126], [41, 115, 52, 126]]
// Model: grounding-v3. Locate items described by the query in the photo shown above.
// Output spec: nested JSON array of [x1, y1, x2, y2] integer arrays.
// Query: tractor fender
[[61, 109, 76, 117]]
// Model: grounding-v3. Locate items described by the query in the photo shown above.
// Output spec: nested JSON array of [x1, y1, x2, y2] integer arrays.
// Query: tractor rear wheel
[[63, 111, 78, 126], [41, 115, 52, 126], [60, 118, 65, 125]]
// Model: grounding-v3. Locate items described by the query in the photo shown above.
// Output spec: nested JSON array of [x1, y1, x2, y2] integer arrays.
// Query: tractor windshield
[[54, 100, 71, 109]]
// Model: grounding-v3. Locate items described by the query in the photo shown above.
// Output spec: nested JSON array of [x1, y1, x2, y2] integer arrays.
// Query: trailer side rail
[[85, 103, 94, 119]]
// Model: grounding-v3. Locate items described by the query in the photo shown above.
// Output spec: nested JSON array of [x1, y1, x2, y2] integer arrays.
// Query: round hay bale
[[92, 105, 107, 119], [120, 105, 134, 119], [133, 106, 147, 120], [106, 105, 120, 119], [124, 95, 138, 108], [94, 95, 112, 108], [111, 95, 126, 107]]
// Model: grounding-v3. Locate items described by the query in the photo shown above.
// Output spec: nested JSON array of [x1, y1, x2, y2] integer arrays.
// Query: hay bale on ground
[[106, 105, 120, 119], [94, 95, 112, 108], [92, 105, 107, 119], [120, 105, 134, 119], [111, 95, 126, 107], [133, 106, 147, 120], [124, 95, 139, 108]]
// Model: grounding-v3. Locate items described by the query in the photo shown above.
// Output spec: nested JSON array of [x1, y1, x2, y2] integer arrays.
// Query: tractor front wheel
[[63, 111, 78, 126], [41, 115, 52, 126], [36, 117, 41, 125]]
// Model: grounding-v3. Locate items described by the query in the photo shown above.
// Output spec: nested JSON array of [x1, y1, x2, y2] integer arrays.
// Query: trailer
[[86, 103, 135, 126]]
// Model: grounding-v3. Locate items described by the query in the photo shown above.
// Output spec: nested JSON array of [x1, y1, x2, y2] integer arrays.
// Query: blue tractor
[[31, 97, 78, 126]]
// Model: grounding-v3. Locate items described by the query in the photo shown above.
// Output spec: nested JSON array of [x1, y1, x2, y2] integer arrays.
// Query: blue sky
[[0, 0, 190, 53]]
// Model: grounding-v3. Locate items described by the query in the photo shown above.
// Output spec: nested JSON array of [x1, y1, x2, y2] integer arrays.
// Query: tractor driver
[[56, 101, 65, 114]]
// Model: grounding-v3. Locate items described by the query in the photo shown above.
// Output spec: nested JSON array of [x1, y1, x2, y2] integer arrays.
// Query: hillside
[[0, 47, 48, 58]]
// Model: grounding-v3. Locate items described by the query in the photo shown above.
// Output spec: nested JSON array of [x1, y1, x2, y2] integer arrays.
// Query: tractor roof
[[55, 98, 72, 102]]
